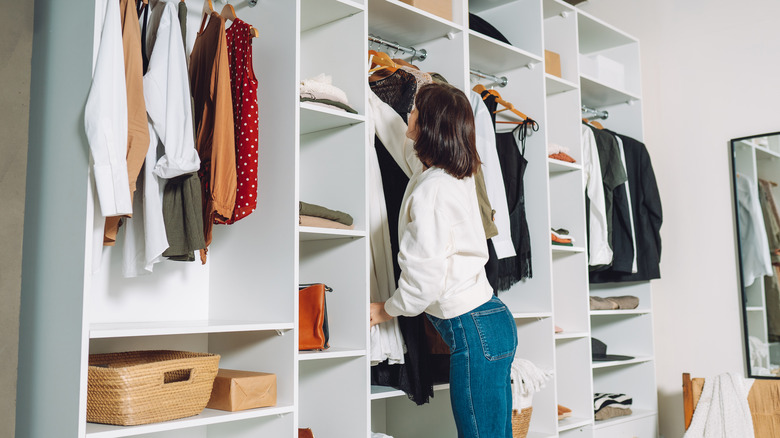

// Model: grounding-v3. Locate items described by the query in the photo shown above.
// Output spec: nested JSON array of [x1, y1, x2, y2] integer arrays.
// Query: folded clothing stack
[[551, 228, 574, 247], [299, 201, 354, 230], [300, 74, 357, 114], [589, 295, 639, 310], [594, 393, 633, 421], [548, 143, 576, 163]]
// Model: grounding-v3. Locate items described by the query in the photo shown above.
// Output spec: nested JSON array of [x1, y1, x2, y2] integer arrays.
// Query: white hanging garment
[[85, 0, 130, 217], [582, 125, 612, 266], [469, 90, 515, 259], [736, 173, 773, 286]]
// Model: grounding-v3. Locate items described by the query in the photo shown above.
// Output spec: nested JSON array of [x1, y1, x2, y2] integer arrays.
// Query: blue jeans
[[427, 296, 517, 438]]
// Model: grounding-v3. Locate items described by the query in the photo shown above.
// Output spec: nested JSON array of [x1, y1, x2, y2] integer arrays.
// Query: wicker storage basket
[[512, 407, 532, 438], [87, 350, 221, 426]]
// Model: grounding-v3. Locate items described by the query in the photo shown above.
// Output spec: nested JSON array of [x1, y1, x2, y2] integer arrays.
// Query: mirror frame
[[732, 131, 780, 378]]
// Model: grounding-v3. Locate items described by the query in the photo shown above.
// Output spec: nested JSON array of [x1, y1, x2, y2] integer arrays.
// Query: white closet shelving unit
[[17, 0, 657, 437]]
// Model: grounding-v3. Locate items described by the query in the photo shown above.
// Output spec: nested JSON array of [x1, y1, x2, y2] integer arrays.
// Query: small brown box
[[545, 50, 562, 78], [398, 0, 452, 21], [206, 369, 277, 412]]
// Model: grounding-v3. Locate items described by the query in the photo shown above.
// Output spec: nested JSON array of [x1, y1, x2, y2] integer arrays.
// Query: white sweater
[[370, 90, 493, 319]]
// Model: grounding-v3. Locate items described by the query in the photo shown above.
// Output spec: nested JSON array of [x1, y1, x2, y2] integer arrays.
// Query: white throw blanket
[[684, 372, 755, 438]]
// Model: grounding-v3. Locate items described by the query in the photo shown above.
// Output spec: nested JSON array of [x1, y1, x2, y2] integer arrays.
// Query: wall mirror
[[732, 132, 780, 377]]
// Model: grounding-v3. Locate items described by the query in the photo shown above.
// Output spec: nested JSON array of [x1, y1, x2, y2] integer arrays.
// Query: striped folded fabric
[[594, 393, 633, 412]]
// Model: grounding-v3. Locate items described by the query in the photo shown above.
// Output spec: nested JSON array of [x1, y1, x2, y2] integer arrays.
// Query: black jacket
[[590, 132, 662, 282]]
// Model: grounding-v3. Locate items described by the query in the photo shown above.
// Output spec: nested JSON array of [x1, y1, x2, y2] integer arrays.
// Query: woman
[[370, 83, 518, 437]]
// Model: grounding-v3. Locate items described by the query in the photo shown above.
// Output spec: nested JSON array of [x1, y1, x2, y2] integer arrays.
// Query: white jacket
[[369, 92, 492, 319], [582, 125, 613, 266], [85, 0, 130, 217], [469, 90, 515, 259]]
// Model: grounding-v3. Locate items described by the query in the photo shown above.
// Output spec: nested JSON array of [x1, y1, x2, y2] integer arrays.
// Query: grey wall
[[15, 0, 93, 436], [0, 2, 34, 437]]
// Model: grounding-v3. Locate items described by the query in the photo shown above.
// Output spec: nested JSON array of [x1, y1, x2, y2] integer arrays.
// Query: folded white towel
[[684, 372, 754, 438]]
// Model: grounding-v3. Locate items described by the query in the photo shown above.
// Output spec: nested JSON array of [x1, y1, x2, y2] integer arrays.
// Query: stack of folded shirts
[[589, 295, 639, 310], [551, 228, 574, 247], [299, 74, 357, 114], [594, 393, 633, 421], [299, 201, 354, 230], [548, 143, 576, 163]]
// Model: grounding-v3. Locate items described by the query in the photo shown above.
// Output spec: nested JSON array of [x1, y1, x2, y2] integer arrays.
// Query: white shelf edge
[[547, 157, 582, 172], [299, 227, 366, 241], [555, 331, 589, 340], [592, 408, 657, 429], [371, 383, 450, 400], [551, 245, 584, 253], [580, 74, 641, 102], [512, 312, 552, 320], [378, 0, 463, 30], [468, 29, 543, 63], [542, 0, 575, 20], [591, 356, 653, 369], [85, 405, 295, 438], [746, 306, 765, 312], [300, 0, 365, 33], [545, 73, 579, 90], [89, 321, 294, 339], [298, 348, 366, 361], [557, 416, 593, 432], [300, 101, 365, 122], [589, 309, 651, 316], [576, 9, 638, 48], [754, 144, 780, 159]]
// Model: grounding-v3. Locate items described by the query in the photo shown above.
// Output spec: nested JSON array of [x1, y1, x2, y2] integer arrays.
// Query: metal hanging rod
[[581, 105, 608, 120], [368, 35, 428, 61], [469, 69, 508, 87]]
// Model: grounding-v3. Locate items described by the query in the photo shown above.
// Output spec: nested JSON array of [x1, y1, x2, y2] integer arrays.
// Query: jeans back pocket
[[471, 307, 517, 361]]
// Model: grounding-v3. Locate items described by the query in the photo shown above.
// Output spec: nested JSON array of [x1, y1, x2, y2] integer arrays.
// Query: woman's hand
[[370, 302, 393, 327]]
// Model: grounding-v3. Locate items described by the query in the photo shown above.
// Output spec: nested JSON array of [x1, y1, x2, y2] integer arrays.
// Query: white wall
[[580, 0, 780, 436]]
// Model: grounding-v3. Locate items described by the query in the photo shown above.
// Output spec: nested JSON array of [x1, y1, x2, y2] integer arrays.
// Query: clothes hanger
[[202, 0, 214, 16], [221, 3, 237, 21], [368, 50, 398, 74], [582, 117, 604, 130], [250, 26, 259, 38]]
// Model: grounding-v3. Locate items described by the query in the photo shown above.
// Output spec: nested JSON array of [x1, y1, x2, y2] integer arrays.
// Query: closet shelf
[[85, 405, 295, 438], [370, 383, 450, 400], [367, 0, 462, 48], [468, 30, 542, 73], [542, 0, 574, 20], [580, 75, 640, 108], [548, 158, 581, 172], [299, 227, 366, 241], [89, 320, 294, 339], [300, 102, 364, 135], [551, 245, 585, 253], [577, 10, 637, 54], [512, 311, 553, 320], [548, 157, 582, 173], [592, 408, 656, 429], [589, 309, 651, 317], [301, 0, 364, 33], [746, 306, 766, 312], [555, 331, 589, 340], [557, 416, 593, 432], [545, 74, 578, 96], [591, 356, 653, 369], [754, 145, 780, 160], [298, 347, 366, 361], [526, 432, 558, 438]]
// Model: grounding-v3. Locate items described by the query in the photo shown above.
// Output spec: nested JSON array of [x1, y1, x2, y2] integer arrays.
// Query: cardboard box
[[399, 0, 452, 21], [545, 50, 562, 78], [206, 369, 277, 412]]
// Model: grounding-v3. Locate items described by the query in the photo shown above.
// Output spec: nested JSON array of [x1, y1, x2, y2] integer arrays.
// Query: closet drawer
[[594, 413, 657, 438]]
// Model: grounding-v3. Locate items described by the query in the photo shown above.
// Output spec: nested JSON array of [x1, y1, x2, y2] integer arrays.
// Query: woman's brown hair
[[412, 83, 480, 179]]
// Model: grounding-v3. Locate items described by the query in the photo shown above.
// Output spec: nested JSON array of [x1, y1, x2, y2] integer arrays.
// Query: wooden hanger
[[221, 3, 237, 21], [202, 0, 214, 16], [582, 118, 604, 130], [472, 84, 531, 124], [368, 50, 398, 74], [250, 26, 259, 38]]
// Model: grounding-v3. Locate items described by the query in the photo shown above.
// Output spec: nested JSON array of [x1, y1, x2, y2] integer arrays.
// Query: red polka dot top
[[216, 18, 259, 224]]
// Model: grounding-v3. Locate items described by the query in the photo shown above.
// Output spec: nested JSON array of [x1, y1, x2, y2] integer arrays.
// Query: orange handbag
[[298, 284, 332, 351]]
